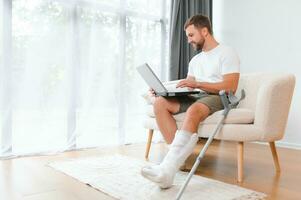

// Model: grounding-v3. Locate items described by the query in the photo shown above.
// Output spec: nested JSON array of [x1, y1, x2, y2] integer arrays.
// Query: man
[[141, 14, 240, 188]]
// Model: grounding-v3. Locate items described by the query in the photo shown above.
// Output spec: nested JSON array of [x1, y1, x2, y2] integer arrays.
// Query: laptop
[[137, 63, 201, 97]]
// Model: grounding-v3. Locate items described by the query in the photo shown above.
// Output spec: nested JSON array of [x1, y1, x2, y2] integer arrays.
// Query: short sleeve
[[187, 53, 201, 77], [187, 61, 194, 77], [221, 48, 240, 75]]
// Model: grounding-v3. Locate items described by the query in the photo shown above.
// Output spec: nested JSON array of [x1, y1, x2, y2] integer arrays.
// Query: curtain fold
[[169, 0, 212, 80], [0, 0, 13, 156]]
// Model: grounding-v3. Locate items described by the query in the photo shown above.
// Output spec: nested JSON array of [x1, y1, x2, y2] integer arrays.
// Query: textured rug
[[48, 154, 266, 200]]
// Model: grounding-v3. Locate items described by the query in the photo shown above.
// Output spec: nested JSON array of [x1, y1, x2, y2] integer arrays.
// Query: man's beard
[[192, 40, 204, 51]]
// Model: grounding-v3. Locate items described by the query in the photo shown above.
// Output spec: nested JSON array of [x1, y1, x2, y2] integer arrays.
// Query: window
[[0, 0, 170, 156]]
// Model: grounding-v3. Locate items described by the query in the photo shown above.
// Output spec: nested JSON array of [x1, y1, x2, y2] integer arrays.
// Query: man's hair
[[184, 14, 213, 35]]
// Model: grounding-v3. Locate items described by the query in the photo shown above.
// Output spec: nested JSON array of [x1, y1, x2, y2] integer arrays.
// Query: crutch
[[175, 89, 246, 200]]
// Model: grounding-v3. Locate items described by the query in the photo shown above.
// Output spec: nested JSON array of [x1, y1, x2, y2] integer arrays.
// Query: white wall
[[213, 0, 301, 148]]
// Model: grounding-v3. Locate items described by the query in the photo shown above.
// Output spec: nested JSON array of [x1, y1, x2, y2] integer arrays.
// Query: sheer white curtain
[[0, 0, 170, 158], [0, 0, 3, 153]]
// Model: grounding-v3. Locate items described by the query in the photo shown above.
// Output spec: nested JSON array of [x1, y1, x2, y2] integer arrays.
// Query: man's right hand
[[149, 88, 156, 97]]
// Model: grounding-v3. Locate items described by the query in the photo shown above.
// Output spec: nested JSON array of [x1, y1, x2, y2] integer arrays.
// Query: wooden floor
[[1, 140, 301, 200]]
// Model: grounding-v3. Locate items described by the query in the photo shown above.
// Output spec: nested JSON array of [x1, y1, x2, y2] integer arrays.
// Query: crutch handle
[[219, 90, 230, 115]]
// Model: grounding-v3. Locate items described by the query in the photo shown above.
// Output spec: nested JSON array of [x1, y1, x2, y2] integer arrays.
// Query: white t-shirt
[[187, 44, 240, 83]]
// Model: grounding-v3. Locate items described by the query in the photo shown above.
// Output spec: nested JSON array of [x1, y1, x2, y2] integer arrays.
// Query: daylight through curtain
[[0, 0, 170, 158]]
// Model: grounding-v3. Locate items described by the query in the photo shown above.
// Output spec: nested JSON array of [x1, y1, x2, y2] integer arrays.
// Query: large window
[[0, 0, 170, 157]]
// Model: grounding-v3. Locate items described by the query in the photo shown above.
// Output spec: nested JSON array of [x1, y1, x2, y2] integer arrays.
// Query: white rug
[[48, 154, 266, 200]]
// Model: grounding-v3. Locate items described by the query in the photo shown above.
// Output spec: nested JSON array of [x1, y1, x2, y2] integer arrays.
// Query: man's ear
[[202, 27, 209, 37]]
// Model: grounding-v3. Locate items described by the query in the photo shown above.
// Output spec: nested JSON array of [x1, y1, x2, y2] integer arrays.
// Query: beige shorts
[[173, 93, 224, 115]]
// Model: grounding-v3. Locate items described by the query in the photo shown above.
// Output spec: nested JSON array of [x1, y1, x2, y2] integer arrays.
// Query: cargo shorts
[[172, 93, 224, 115]]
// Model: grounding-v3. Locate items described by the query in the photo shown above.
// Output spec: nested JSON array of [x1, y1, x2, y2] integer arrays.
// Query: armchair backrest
[[237, 73, 295, 141]]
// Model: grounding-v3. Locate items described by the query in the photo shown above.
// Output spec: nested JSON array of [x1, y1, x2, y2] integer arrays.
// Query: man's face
[[185, 25, 205, 51]]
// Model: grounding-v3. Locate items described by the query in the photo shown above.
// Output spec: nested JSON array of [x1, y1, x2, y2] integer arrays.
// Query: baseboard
[[255, 141, 301, 150], [275, 141, 301, 150]]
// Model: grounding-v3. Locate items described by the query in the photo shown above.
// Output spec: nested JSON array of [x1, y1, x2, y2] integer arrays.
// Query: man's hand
[[176, 79, 198, 89], [149, 88, 156, 96]]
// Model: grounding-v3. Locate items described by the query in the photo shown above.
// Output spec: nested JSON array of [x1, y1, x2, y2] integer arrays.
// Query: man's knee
[[153, 97, 168, 113], [186, 103, 210, 120], [153, 97, 179, 114]]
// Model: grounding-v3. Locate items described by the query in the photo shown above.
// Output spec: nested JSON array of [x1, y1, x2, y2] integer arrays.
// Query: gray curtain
[[169, 0, 212, 80]]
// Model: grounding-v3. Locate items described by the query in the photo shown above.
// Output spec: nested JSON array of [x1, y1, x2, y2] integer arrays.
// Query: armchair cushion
[[146, 105, 254, 124]]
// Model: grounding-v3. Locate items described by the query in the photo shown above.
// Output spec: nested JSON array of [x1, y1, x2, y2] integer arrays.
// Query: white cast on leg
[[141, 130, 198, 188]]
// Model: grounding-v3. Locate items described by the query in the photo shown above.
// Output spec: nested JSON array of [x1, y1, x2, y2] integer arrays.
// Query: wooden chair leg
[[145, 129, 154, 159], [237, 142, 244, 183], [269, 142, 281, 172]]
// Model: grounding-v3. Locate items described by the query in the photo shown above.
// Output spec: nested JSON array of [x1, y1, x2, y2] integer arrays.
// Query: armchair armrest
[[254, 74, 295, 141]]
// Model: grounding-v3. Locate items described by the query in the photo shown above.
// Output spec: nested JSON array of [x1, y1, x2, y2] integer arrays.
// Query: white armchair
[[143, 73, 295, 182]]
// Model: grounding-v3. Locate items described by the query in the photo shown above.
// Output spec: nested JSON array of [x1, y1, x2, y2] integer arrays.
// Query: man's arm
[[177, 73, 240, 94]]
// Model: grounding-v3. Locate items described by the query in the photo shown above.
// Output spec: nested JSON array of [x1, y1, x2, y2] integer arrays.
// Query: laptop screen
[[137, 63, 167, 93]]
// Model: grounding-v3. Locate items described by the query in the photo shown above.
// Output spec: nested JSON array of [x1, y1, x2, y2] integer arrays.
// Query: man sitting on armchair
[[141, 14, 240, 188]]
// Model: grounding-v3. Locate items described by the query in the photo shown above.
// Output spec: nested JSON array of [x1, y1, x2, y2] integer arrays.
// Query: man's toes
[[141, 166, 158, 177]]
